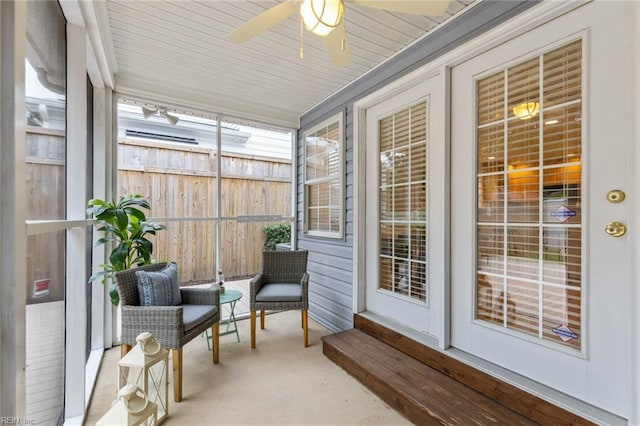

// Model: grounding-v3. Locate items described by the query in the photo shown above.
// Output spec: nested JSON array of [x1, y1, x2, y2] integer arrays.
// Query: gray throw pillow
[[135, 262, 182, 306]]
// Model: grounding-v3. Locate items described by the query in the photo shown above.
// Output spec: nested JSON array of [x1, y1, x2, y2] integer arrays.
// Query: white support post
[[0, 1, 27, 418], [90, 87, 113, 349], [107, 89, 116, 346], [216, 117, 222, 272], [352, 102, 366, 315], [65, 23, 88, 421], [438, 67, 452, 351], [291, 130, 297, 250], [91, 87, 106, 350]]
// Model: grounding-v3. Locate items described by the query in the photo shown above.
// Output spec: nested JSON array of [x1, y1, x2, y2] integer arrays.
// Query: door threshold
[[358, 311, 439, 348]]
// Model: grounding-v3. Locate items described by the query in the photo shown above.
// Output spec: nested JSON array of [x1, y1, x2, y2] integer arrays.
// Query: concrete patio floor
[[84, 310, 409, 425]]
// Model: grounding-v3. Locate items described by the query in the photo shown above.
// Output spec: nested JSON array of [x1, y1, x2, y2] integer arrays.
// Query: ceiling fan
[[142, 106, 180, 125], [228, 0, 451, 67]]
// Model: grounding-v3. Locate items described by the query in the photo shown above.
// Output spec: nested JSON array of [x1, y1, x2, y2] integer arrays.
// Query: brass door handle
[[605, 221, 626, 237]]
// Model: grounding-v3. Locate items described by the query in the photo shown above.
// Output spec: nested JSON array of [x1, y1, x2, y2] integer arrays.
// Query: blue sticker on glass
[[552, 324, 579, 342], [551, 205, 577, 223]]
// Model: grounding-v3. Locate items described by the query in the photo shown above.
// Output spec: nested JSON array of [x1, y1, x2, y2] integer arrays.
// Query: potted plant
[[87, 194, 166, 305], [263, 223, 291, 251]]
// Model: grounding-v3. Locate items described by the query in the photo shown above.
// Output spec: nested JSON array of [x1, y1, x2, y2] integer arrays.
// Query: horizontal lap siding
[[298, 106, 354, 332], [298, 1, 536, 332]]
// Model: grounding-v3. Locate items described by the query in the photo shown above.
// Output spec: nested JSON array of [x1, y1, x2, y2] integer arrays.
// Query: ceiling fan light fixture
[[300, 0, 343, 37], [512, 102, 540, 120]]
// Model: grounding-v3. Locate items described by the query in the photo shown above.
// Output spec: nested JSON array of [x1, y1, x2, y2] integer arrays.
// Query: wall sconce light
[[512, 102, 540, 120], [300, 0, 344, 37]]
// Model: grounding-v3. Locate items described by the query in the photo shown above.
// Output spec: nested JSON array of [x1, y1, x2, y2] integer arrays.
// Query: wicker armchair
[[250, 250, 309, 348], [115, 263, 220, 402]]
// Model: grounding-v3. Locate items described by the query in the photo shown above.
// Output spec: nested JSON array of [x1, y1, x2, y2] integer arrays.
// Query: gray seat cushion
[[183, 304, 218, 331], [256, 283, 302, 302]]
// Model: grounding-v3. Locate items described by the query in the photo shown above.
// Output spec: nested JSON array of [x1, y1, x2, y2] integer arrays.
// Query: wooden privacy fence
[[118, 139, 292, 282], [26, 126, 66, 304]]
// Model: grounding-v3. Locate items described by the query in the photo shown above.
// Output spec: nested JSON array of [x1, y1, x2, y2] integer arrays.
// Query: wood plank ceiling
[[105, 0, 476, 127]]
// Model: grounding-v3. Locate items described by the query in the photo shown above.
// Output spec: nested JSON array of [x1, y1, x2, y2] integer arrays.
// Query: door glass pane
[[378, 101, 428, 303], [475, 41, 583, 350], [477, 72, 505, 125]]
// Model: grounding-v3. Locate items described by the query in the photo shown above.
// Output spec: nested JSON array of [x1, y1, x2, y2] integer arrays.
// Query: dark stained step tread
[[323, 329, 536, 426], [352, 315, 594, 426]]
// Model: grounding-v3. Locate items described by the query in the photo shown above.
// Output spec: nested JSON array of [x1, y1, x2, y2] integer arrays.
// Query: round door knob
[[605, 221, 626, 237]]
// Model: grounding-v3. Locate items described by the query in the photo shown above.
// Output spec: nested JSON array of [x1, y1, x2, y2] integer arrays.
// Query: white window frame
[[302, 111, 345, 239]]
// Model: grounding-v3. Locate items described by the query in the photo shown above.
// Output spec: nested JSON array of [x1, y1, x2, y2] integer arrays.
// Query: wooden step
[[352, 315, 593, 426], [323, 329, 536, 425], [323, 315, 594, 426]]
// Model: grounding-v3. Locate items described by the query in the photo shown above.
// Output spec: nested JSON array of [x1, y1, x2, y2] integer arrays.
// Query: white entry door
[[364, 75, 442, 335], [451, 2, 632, 418]]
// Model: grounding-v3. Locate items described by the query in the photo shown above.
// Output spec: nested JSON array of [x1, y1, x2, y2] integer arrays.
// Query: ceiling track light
[[141, 106, 180, 125]]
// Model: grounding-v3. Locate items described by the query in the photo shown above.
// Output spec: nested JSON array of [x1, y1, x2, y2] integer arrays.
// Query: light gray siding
[[298, 1, 537, 332]]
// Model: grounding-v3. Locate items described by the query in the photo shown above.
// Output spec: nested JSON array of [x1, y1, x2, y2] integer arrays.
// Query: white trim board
[[58, 0, 113, 89], [0, 1, 28, 417], [632, 2, 640, 424], [65, 22, 88, 421]]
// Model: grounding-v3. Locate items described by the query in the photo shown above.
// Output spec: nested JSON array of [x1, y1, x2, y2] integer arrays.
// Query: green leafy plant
[[87, 194, 166, 306], [263, 223, 291, 251]]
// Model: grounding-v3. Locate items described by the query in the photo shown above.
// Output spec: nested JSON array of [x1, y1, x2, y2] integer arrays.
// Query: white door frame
[[353, 64, 450, 348], [352, 1, 639, 422], [362, 74, 444, 338]]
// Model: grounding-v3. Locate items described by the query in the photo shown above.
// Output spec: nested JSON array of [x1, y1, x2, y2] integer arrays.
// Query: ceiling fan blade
[[348, 0, 450, 16], [228, 0, 297, 43], [324, 21, 352, 68]]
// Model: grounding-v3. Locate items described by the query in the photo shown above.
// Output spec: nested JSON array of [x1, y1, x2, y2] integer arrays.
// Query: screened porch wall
[[118, 139, 292, 282], [297, 0, 537, 332]]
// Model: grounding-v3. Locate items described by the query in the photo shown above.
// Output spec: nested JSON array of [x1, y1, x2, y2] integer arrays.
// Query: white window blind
[[303, 113, 344, 238], [476, 40, 583, 350], [378, 101, 428, 302]]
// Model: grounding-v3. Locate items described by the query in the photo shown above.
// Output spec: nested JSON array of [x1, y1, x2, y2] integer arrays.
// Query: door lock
[[605, 221, 626, 237], [606, 189, 625, 203]]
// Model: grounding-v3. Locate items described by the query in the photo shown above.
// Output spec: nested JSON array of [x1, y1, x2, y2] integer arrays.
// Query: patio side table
[[206, 289, 242, 348]]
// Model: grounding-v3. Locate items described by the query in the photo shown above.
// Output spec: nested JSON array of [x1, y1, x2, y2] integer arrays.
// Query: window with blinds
[[303, 112, 344, 238], [476, 40, 582, 350], [379, 101, 428, 302]]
